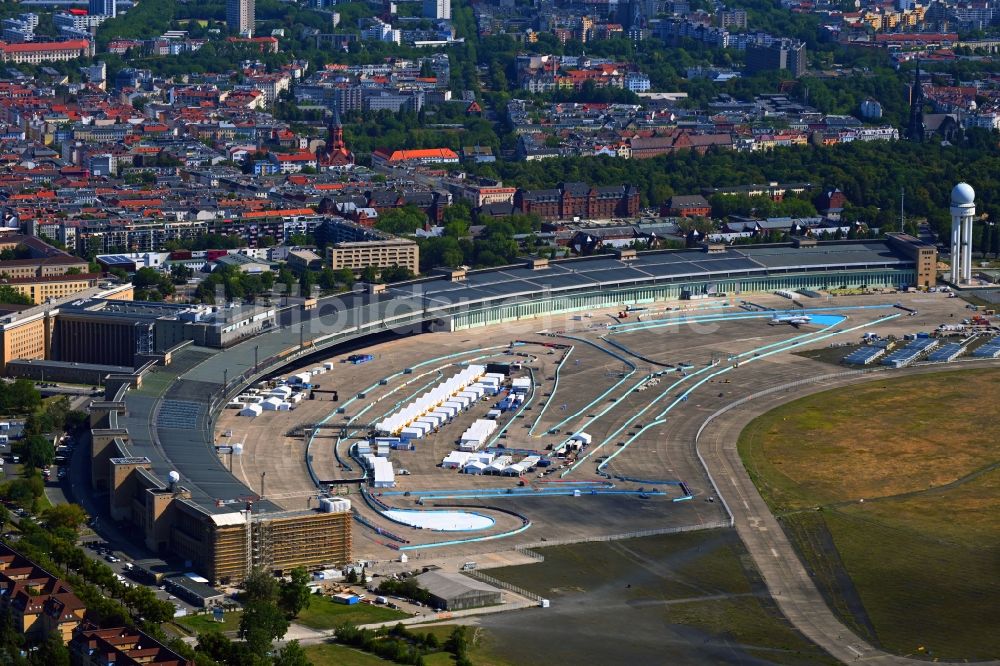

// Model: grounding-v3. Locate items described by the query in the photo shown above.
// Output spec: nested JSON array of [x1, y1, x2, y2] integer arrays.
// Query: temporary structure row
[[416, 414, 442, 429], [262, 396, 291, 411], [375, 364, 486, 434], [465, 454, 539, 476], [458, 419, 498, 452]]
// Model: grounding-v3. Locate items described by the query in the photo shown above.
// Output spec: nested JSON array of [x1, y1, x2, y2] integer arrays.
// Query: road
[[693, 361, 1000, 665]]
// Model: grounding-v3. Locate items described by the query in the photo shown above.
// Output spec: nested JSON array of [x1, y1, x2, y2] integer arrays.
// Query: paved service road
[[695, 362, 1000, 665]]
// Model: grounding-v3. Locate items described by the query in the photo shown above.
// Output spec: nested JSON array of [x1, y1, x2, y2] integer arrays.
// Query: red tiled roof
[[0, 40, 90, 53]]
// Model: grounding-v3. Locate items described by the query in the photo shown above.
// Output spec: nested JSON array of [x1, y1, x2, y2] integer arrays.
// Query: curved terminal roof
[[124, 240, 916, 513]]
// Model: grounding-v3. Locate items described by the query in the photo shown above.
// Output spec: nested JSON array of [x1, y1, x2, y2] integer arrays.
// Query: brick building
[[513, 182, 639, 220], [661, 194, 712, 218]]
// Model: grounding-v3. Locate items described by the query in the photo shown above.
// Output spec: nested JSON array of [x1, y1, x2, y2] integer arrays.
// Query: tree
[[0, 285, 31, 306], [0, 379, 41, 413], [196, 631, 250, 665], [242, 568, 278, 605], [273, 640, 310, 666], [170, 263, 193, 284], [380, 264, 414, 283], [238, 568, 288, 656], [360, 265, 378, 284], [0, 608, 26, 666], [375, 206, 427, 235], [41, 503, 88, 531], [278, 567, 311, 619], [298, 270, 315, 298], [22, 435, 54, 470], [29, 631, 69, 666], [335, 267, 355, 288], [238, 600, 288, 656]]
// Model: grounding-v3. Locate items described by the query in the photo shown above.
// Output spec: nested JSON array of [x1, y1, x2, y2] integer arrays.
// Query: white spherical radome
[[951, 182, 975, 206], [168, 470, 181, 484]]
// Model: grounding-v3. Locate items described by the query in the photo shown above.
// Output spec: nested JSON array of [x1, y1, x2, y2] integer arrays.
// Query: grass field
[[294, 595, 410, 630], [304, 642, 397, 665], [739, 369, 1000, 660], [303, 625, 507, 666], [484, 530, 836, 665], [419, 625, 515, 666], [175, 610, 242, 635], [740, 369, 998, 511]]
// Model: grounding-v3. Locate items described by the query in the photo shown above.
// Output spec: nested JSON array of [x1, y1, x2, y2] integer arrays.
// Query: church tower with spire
[[317, 108, 354, 170]]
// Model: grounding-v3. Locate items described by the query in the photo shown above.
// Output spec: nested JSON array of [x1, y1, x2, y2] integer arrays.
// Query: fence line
[[464, 570, 544, 603], [513, 546, 545, 563]]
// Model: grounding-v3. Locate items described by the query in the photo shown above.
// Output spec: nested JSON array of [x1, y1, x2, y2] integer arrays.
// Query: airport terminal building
[[82, 237, 933, 583]]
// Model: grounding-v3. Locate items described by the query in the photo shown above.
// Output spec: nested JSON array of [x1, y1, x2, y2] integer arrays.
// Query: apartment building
[[0, 545, 86, 644], [327, 238, 419, 275]]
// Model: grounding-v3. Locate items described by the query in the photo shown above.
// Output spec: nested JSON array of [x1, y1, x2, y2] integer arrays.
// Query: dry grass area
[[739, 368, 1000, 660], [739, 369, 999, 511]]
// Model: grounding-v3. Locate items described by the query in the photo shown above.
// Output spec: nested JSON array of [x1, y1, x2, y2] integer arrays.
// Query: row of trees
[[334, 622, 475, 666], [0, 501, 176, 663]]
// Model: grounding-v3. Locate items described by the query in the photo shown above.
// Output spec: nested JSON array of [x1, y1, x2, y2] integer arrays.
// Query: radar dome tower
[[950, 182, 975, 285]]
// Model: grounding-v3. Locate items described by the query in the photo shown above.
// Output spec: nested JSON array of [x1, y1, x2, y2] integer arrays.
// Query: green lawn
[[418, 625, 515, 666], [305, 642, 397, 665], [295, 595, 410, 630], [175, 609, 243, 634], [739, 369, 1000, 660]]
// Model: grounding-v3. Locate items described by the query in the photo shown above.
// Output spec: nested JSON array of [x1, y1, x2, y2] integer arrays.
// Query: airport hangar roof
[[133, 241, 913, 513]]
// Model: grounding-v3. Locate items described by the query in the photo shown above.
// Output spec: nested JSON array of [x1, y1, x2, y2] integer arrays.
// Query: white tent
[[240, 404, 263, 417], [261, 396, 284, 411], [442, 451, 472, 469], [512, 377, 532, 393], [371, 457, 395, 488], [462, 460, 488, 475]]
